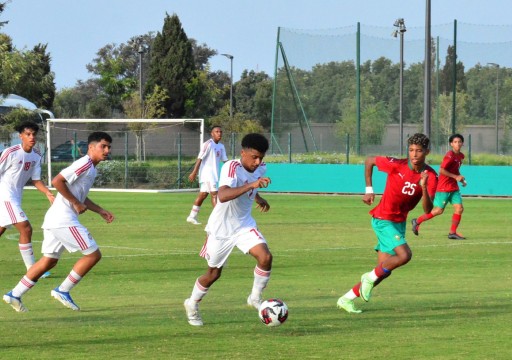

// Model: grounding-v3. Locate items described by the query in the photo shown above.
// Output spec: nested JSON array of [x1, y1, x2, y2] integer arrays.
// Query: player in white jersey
[[3, 132, 114, 313], [184, 133, 272, 326], [187, 126, 228, 225], [0, 121, 55, 272]]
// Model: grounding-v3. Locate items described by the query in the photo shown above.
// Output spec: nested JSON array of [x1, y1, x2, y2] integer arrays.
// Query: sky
[[2, 0, 512, 90]]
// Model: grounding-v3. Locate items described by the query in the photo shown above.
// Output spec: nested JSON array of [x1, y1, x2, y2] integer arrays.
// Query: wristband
[[365, 186, 374, 194]]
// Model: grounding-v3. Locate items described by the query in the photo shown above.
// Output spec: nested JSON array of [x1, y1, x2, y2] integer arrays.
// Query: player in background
[[0, 121, 55, 276], [184, 133, 272, 326], [186, 125, 228, 225], [411, 134, 466, 240], [3, 132, 115, 313], [337, 133, 438, 314]]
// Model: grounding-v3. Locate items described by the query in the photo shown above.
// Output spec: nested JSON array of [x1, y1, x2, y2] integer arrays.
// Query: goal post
[[45, 118, 204, 191]]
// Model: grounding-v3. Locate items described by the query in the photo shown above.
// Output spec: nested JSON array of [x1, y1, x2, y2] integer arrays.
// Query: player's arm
[[439, 167, 466, 186], [188, 158, 202, 182], [362, 156, 377, 205], [51, 173, 87, 214], [84, 197, 115, 223], [218, 177, 271, 203], [419, 171, 434, 213], [32, 179, 55, 204]]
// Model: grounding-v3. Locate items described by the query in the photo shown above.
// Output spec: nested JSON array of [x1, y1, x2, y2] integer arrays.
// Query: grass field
[[0, 191, 510, 359]]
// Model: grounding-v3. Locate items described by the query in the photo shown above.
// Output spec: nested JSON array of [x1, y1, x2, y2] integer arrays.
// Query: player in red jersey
[[411, 134, 466, 240], [337, 133, 438, 313]]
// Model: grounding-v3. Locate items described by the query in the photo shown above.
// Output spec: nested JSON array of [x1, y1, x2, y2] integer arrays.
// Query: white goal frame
[[45, 118, 204, 189]]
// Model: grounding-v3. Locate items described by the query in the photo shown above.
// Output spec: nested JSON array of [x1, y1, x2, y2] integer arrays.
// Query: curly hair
[[408, 133, 430, 150]]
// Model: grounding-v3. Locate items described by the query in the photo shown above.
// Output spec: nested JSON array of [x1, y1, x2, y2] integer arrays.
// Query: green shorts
[[433, 191, 463, 209], [371, 218, 407, 255]]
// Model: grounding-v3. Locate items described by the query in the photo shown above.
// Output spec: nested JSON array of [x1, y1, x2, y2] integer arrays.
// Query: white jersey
[[0, 144, 42, 205], [197, 139, 228, 183], [42, 155, 97, 229], [205, 159, 267, 238]]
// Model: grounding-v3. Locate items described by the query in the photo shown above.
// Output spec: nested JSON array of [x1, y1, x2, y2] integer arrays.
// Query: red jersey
[[437, 150, 464, 192], [369, 156, 438, 223]]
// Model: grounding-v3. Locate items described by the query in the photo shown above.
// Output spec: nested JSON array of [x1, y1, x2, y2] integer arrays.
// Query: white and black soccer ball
[[258, 298, 288, 327]]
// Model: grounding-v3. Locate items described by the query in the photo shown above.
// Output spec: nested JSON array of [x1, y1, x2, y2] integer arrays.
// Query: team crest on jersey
[[394, 234, 401, 241], [23, 162, 31, 171], [20, 211, 26, 218]]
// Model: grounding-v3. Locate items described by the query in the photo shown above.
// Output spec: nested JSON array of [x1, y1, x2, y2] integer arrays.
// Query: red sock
[[352, 282, 361, 297], [450, 214, 462, 233], [417, 213, 434, 225]]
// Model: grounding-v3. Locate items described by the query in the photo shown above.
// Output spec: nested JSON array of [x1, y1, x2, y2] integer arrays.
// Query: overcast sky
[[3, 0, 512, 89]]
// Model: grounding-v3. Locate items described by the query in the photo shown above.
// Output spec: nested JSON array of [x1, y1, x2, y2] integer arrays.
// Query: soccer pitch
[[0, 191, 510, 359]]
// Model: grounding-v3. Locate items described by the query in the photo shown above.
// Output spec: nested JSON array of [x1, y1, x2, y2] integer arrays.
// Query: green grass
[[0, 191, 510, 359]]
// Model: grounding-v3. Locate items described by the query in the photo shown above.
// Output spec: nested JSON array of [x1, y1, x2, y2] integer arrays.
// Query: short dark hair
[[15, 121, 39, 134], [449, 133, 464, 143], [88, 131, 112, 144], [210, 125, 222, 132], [408, 133, 430, 150], [241, 133, 269, 153]]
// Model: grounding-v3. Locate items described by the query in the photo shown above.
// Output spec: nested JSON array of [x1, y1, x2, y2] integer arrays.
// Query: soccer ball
[[258, 298, 288, 327]]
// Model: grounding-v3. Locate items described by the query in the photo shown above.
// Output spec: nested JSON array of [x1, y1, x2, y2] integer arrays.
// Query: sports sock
[[417, 213, 434, 225], [342, 288, 358, 300], [251, 266, 271, 300], [19, 243, 35, 270], [189, 205, 200, 219], [58, 270, 82, 292], [190, 278, 209, 305], [450, 213, 462, 233], [368, 263, 391, 282], [12, 276, 36, 298]]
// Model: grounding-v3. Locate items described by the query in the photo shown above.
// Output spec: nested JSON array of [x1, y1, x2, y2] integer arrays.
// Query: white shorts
[[42, 225, 99, 259], [199, 181, 218, 193], [0, 200, 28, 227], [199, 227, 267, 268]]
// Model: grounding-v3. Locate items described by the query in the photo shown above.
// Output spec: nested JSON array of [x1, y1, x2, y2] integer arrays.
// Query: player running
[[411, 133, 466, 239], [187, 125, 228, 225], [337, 133, 438, 313], [184, 133, 272, 326], [3, 132, 114, 312], [0, 121, 54, 275]]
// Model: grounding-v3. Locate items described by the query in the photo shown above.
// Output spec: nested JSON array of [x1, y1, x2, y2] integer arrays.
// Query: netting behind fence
[[272, 22, 512, 155]]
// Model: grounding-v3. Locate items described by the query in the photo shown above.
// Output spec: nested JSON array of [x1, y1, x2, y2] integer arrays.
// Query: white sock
[[189, 205, 200, 219], [19, 243, 35, 270], [12, 276, 36, 298], [368, 269, 379, 282], [342, 289, 358, 300], [251, 266, 271, 300], [190, 278, 209, 307], [58, 270, 82, 292]]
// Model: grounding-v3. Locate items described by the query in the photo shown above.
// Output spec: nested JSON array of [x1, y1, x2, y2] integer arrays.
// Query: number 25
[[402, 182, 416, 195]]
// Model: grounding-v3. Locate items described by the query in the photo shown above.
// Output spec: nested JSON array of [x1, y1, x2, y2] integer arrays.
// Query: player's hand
[[188, 173, 196, 182], [256, 199, 270, 212], [46, 192, 56, 204], [419, 170, 429, 187], [99, 209, 115, 223], [362, 193, 375, 205], [253, 177, 271, 189]]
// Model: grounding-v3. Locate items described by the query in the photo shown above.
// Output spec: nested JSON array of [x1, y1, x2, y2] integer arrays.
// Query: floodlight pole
[[221, 53, 234, 119], [393, 18, 407, 156], [488, 63, 500, 154]]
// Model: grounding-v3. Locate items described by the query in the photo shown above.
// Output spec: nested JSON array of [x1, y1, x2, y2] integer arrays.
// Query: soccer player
[[0, 121, 55, 274], [411, 134, 466, 240], [187, 125, 228, 225], [337, 133, 438, 314], [3, 132, 114, 313], [184, 133, 272, 326]]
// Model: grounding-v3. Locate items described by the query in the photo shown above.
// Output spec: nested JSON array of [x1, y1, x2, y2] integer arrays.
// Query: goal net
[[45, 119, 204, 191]]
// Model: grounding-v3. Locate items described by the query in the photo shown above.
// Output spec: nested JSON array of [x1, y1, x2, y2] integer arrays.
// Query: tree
[[234, 70, 272, 127], [145, 13, 195, 118], [53, 79, 103, 118], [440, 45, 467, 95]]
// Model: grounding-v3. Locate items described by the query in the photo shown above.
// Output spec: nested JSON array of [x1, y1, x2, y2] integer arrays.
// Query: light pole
[[488, 63, 499, 154], [137, 37, 147, 118], [221, 53, 234, 119], [393, 18, 407, 156]]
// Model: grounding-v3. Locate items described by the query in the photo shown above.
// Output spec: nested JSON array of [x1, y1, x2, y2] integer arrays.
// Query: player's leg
[[412, 193, 448, 235], [448, 192, 465, 239], [13, 220, 35, 270], [0, 226, 6, 237], [187, 185, 209, 224], [210, 191, 218, 207]]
